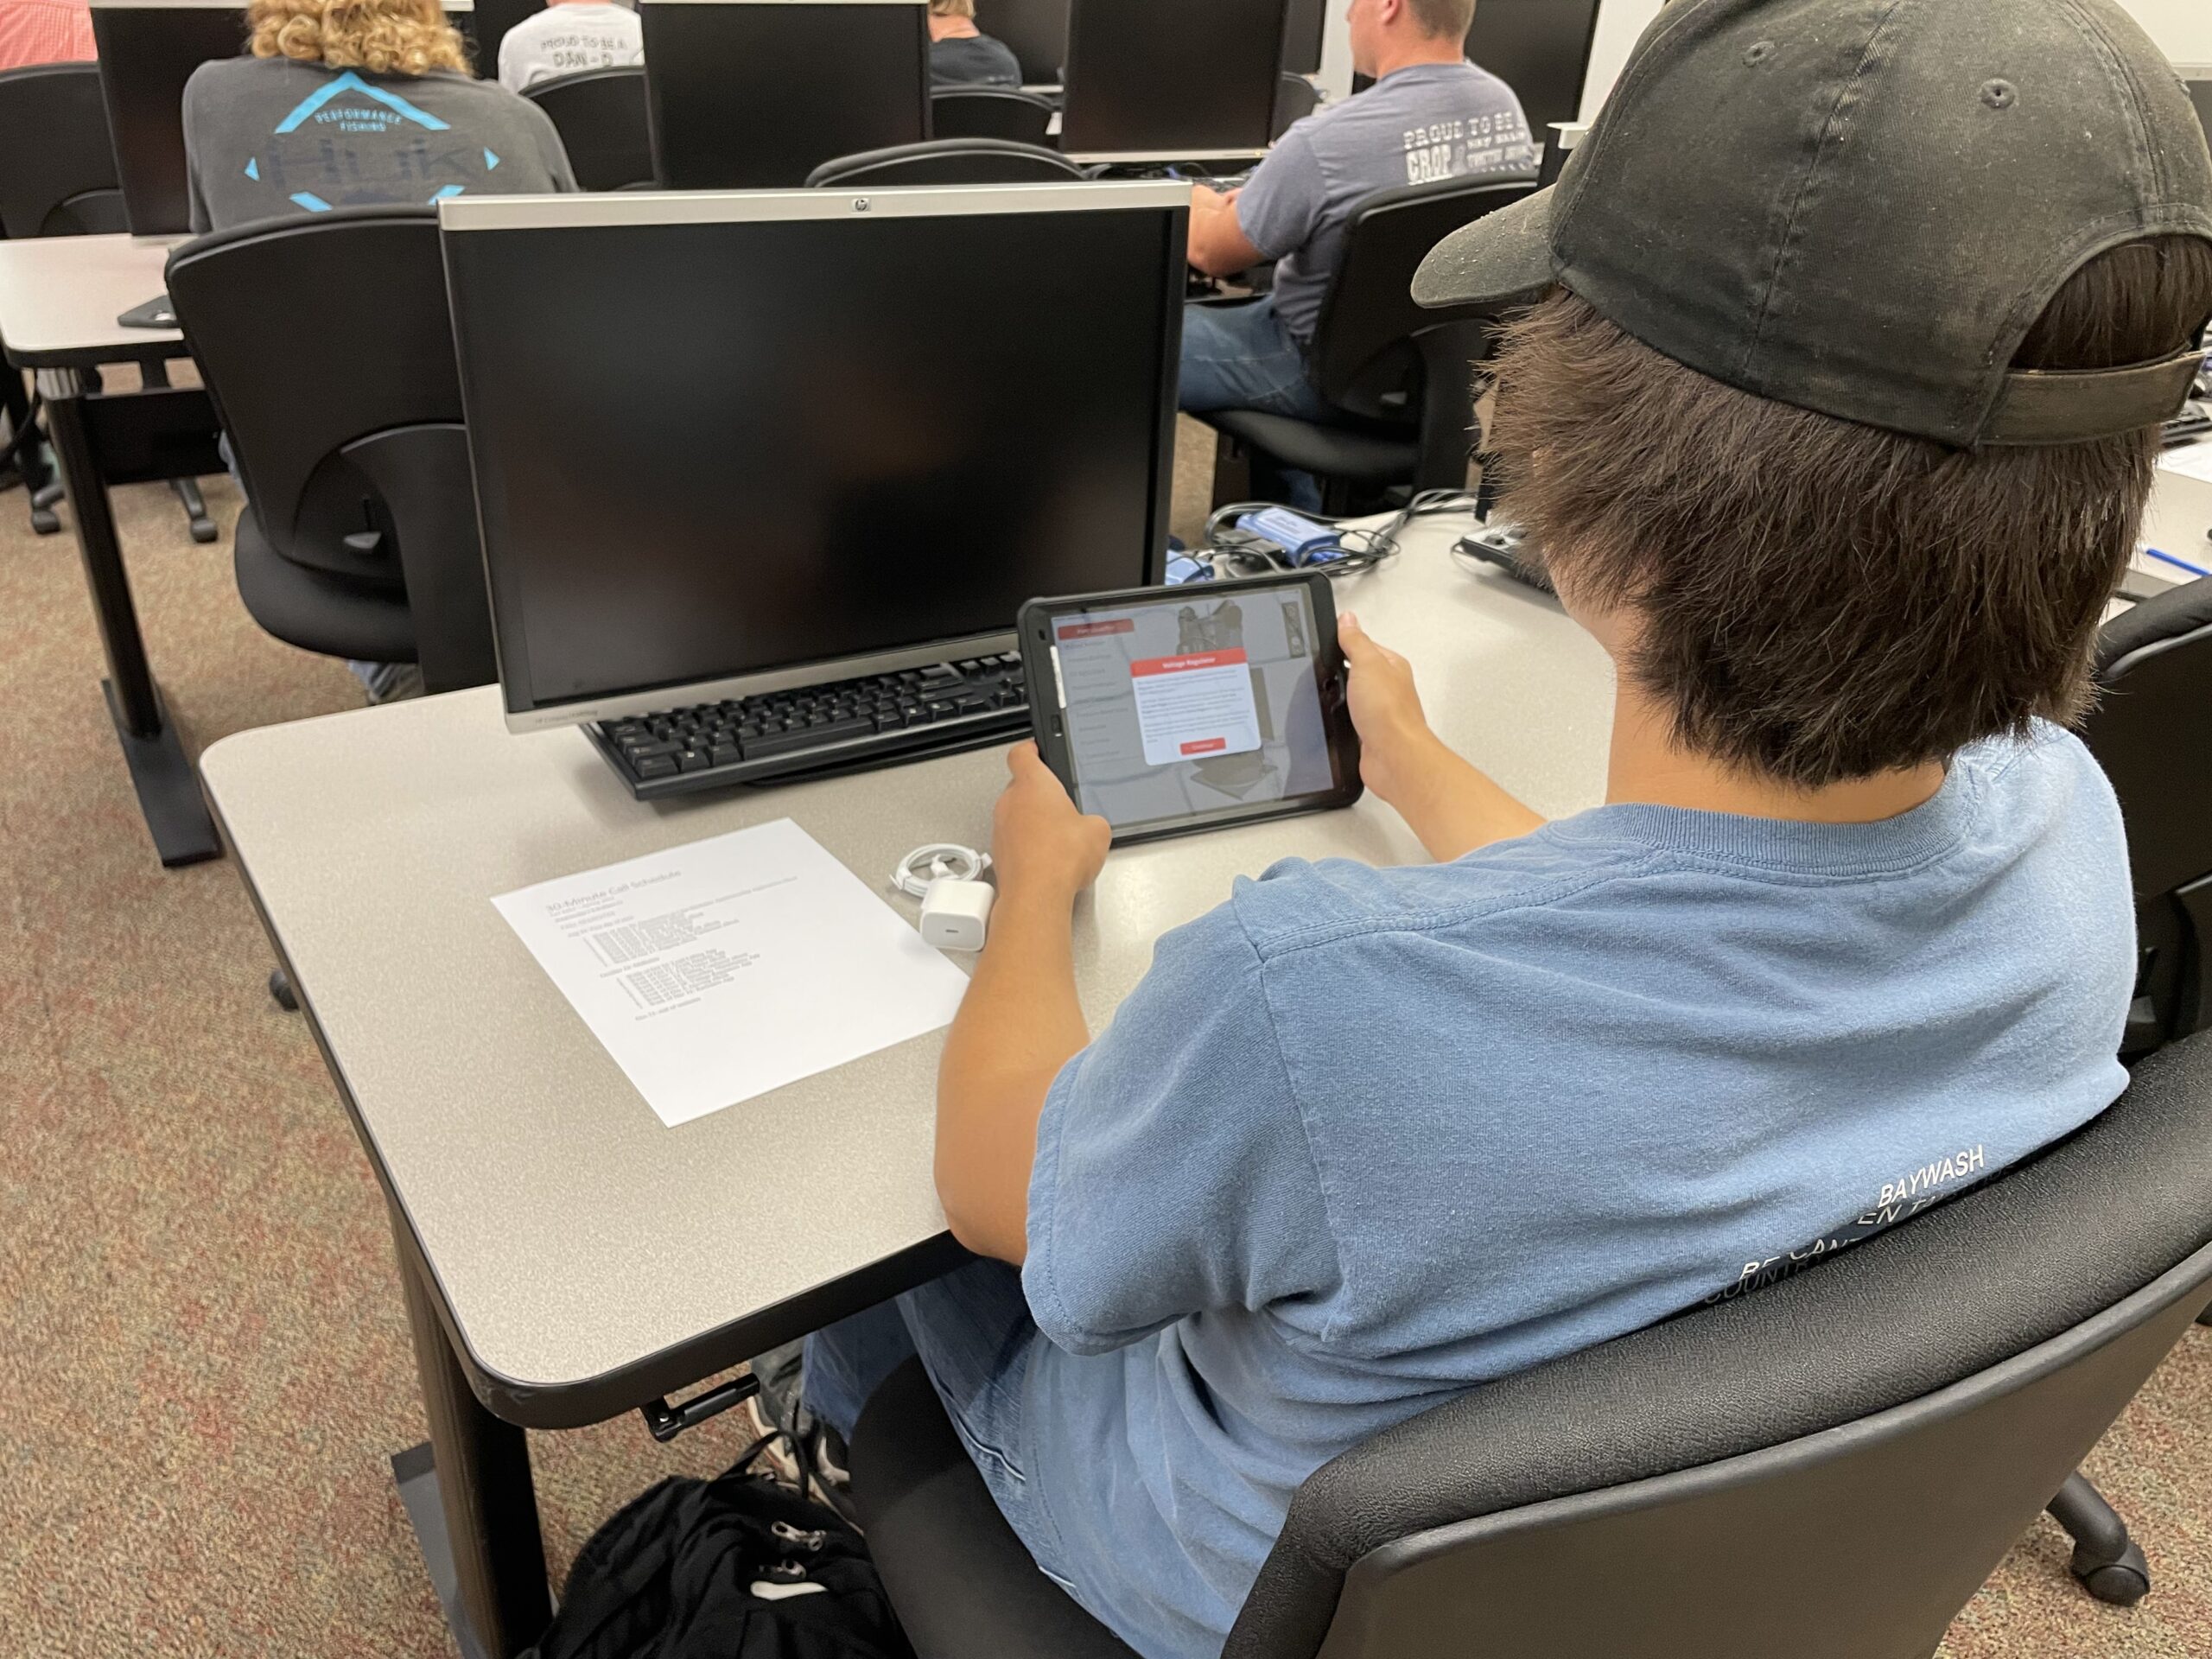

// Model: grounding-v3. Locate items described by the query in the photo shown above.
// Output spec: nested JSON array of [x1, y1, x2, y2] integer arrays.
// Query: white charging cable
[[891, 843, 995, 952]]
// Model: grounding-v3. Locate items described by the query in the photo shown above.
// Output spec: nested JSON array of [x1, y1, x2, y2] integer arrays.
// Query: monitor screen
[[2189, 78, 2211, 145], [1280, 0, 1324, 77], [440, 185, 1188, 729], [1061, 0, 1287, 159], [90, 0, 249, 235], [973, 0, 1067, 85], [1464, 0, 1604, 138], [641, 0, 929, 188], [90, 0, 478, 235]]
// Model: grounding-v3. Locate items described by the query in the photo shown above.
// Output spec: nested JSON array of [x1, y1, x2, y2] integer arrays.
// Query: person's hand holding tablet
[[1337, 613, 1545, 862]]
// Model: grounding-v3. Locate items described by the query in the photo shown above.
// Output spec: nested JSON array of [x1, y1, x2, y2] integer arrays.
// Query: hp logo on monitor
[[852, 198, 872, 213]]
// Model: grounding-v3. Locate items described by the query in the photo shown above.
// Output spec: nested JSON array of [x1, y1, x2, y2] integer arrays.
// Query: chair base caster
[[2070, 1541, 2150, 1606]]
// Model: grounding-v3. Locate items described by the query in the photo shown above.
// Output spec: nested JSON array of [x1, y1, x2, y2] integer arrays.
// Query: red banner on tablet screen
[[1180, 738, 1229, 755], [1058, 619, 1137, 641], [1130, 649, 1248, 677]]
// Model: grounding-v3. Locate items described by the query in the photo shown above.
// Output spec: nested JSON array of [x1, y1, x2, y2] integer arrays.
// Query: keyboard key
[[709, 744, 742, 767], [676, 749, 709, 772], [747, 715, 873, 757], [634, 755, 677, 779]]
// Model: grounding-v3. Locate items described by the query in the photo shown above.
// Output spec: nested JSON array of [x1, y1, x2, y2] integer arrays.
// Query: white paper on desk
[[2158, 442, 2212, 485], [492, 818, 969, 1128]]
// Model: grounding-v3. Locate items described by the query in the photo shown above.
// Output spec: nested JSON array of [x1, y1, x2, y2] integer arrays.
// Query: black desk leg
[[34, 368, 220, 868], [393, 1239, 554, 1659]]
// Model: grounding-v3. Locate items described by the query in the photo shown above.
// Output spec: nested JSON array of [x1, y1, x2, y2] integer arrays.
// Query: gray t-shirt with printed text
[[1236, 60, 1537, 348]]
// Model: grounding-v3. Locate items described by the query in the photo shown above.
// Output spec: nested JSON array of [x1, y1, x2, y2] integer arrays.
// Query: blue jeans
[[802, 1258, 1079, 1588], [1179, 299, 1330, 511]]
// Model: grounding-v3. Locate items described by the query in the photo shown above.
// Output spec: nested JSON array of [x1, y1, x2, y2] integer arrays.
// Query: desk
[[0, 233, 226, 868], [2146, 459, 2212, 576], [197, 478, 2209, 1658], [199, 511, 1612, 1656]]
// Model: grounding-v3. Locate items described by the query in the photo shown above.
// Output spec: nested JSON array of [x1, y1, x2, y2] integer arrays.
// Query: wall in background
[[1326, 0, 2210, 127]]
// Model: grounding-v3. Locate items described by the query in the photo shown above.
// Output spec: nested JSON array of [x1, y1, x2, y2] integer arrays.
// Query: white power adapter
[[919, 878, 995, 952], [893, 844, 995, 952]]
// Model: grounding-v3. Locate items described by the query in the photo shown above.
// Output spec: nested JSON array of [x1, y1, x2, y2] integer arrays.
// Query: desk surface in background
[[0, 233, 185, 368], [198, 512, 1614, 1419]]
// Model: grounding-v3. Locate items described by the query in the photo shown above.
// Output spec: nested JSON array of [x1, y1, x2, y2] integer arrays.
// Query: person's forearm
[[1384, 730, 1547, 861], [933, 881, 1090, 1263]]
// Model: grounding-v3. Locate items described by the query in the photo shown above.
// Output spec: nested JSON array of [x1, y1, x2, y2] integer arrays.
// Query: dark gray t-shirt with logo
[[1236, 60, 1536, 348], [183, 57, 576, 233]]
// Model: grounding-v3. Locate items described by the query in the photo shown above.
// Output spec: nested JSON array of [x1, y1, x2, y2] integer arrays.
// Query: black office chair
[[0, 63, 175, 538], [2086, 575, 2212, 1059], [805, 138, 1088, 188], [165, 207, 497, 696], [929, 86, 1056, 146], [848, 1031, 2212, 1659], [1272, 70, 1320, 139], [1198, 173, 1539, 513], [523, 66, 654, 193]]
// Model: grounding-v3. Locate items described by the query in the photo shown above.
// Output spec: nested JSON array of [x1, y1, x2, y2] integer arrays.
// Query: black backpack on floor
[[524, 1437, 917, 1659]]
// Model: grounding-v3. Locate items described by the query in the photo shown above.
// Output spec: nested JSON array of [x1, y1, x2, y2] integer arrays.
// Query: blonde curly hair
[[248, 0, 471, 77]]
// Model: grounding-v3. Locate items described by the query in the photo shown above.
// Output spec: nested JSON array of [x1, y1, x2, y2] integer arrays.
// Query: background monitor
[[90, 0, 478, 236], [1060, 0, 1287, 161], [2186, 73, 2211, 143], [1464, 0, 1605, 139], [440, 184, 1189, 731], [974, 0, 1068, 86], [91, 0, 248, 235], [1280, 0, 1325, 76], [640, 0, 929, 189]]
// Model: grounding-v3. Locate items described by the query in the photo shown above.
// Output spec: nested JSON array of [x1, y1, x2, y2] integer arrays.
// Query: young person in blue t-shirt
[[758, 2, 2212, 1653]]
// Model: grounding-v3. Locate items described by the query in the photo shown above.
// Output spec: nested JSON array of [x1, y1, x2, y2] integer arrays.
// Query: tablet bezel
[[1019, 571, 1363, 846]]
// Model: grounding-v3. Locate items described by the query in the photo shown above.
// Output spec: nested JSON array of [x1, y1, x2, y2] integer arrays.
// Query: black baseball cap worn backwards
[[1414, 0, 2212, 447]]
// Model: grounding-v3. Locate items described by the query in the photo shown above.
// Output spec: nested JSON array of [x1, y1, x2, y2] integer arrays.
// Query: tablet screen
[[1046, 584, 1348, 834]]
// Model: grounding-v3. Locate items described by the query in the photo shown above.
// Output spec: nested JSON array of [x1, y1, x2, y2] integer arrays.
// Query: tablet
[[1020, 571, 1362, 844]]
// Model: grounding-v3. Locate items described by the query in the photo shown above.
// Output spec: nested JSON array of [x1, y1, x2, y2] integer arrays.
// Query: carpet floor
[[0, 416, 2206, 1657]]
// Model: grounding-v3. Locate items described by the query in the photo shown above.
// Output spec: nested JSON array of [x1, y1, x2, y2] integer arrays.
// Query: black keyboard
[[590, 653, 1030, 799]]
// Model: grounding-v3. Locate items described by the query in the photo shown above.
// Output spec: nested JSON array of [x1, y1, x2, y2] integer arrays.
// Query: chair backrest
[[524, 66, 654, 193], [973, 0, 1067, 84], [1308, 173, 1538, 419], [0, 63, 127, 238], [1271, 71, 1319, 140], [166, 207, 495, 690], [929, 86, 1056, 146], [2082, 575, 2212, 1052], [1227, 1032, 2212, 1659], [805, 137, 1087, 188]]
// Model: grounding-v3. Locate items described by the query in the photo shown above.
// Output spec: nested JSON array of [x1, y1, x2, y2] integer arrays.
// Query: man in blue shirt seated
[[1178, 0, 1535, 442], [767, 1, 2212, 1654]]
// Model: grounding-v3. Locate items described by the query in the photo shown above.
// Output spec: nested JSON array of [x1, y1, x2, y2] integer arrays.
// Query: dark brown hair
[[1486, 237, 2212, 789]]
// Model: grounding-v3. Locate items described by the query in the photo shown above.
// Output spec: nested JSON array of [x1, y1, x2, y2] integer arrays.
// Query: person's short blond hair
[[930, 0, 976, 16], [249, 0, 470, 77]]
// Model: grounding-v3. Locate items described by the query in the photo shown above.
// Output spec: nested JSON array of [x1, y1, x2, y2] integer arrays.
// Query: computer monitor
[[2186, 74, 2211, 144], [1464, 0, 1605, 138], [90, 0, 477, 236], [1281, 0, 1325, 77], [974, 0, 1068, 86], [439, 184, 1189, 733], [639, 0, 929, 189], [1060, 0, 1287, 163]]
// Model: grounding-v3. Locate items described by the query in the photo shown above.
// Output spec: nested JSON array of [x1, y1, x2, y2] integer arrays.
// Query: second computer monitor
[[1060, 0, 1287, 162], [641, 0, 930, 189], [1464, 0, 1604, 139], [91, 0, 247, 234]]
